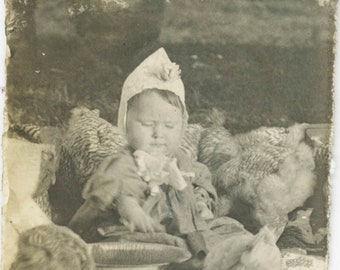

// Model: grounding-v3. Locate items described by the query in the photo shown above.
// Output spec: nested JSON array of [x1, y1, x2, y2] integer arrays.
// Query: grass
[[5, 0, 335, 133]]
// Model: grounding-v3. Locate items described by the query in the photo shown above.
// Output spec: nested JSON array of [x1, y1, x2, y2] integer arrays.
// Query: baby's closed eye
[[140, 121, 154, 127], [164, 122, 176, 128]]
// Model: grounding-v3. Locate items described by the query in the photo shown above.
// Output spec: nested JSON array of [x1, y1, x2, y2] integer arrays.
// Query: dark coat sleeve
[[82, 149, 148, 206], [191, 161, 217, 203], [68, 150, 148, 240], [175, 150, 217, 211]]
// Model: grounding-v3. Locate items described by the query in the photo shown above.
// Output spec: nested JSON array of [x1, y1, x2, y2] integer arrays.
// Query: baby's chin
[[148, 149, 171, 157]]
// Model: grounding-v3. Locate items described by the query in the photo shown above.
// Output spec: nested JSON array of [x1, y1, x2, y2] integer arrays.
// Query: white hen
[[200, 123, 316, 236]]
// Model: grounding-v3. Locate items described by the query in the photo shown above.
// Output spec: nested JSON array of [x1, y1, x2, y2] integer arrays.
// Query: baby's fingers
[[140, 216, 156, 233], [139, 216, 162, 233], [152, 220, 166, 232], [144, 220, 155, 233], [130, 216, 151, 233]]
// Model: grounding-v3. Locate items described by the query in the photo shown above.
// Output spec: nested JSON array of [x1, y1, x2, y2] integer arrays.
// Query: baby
[[69, 48, 217, 266], [69, 48, 215, 232]]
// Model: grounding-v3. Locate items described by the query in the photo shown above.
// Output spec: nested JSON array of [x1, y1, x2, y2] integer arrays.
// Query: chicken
[[251, 143, 315, 235], [204, 226, 281, 270], [50, 107, 128, 224], [235, 123, 310, 149], [63, 107, 128, 183], [9, 123, 63, 145], [198, 126, 240, 172], [10, 225, 95, 270], [198, 122, 316, 237], [180, 123, 203, 161]]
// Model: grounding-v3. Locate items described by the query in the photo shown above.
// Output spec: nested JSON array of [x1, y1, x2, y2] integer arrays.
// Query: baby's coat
[[75, 148, 217, 237]]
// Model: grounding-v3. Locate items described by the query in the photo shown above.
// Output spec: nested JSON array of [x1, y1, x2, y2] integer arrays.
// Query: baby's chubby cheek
[[127, 129, 184, 156]]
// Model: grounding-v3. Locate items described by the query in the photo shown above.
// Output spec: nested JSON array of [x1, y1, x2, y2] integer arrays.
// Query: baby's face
[[126, 91, 184, 156]]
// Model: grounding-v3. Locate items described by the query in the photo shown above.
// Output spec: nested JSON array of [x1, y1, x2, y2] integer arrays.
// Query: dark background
[[5, 0, 336, 132]]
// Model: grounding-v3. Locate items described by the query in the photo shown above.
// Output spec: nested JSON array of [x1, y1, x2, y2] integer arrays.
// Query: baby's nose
[[152, 125, 164, 138]]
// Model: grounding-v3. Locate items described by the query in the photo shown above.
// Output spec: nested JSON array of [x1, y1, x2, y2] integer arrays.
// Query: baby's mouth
[[149, 143, 167, 155], [150, 142, 166, 147]]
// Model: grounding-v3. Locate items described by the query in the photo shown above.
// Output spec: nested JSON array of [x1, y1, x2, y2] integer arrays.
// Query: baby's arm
[[166, 158, 188, 191], [69, 150, 162, 236], [68, 155, 124, 237], [192, 162, 217, 216]]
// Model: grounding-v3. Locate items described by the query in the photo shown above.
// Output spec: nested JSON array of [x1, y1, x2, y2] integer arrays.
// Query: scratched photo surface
[[3, 1, 337, 270]]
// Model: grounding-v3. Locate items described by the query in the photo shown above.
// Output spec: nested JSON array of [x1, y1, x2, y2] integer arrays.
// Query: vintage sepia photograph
[[2, 1, 338, 269]]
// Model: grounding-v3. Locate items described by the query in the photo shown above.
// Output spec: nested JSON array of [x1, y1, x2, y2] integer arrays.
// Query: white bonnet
[[117, 48, 187, 133]]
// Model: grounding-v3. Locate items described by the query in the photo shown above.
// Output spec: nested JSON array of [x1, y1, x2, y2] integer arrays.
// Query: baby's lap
[[98, 216, 249, 253], [115, 216, 249, 255]]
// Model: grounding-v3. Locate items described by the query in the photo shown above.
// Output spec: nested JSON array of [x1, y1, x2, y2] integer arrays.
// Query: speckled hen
[[198, 123, 316, 236]]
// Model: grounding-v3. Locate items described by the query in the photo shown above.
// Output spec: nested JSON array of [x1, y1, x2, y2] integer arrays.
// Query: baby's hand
[[165, 158, 187, 191], [197, 201, 214, 220], [117, 196, 164, 233], [194, 187, 214, 220]]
